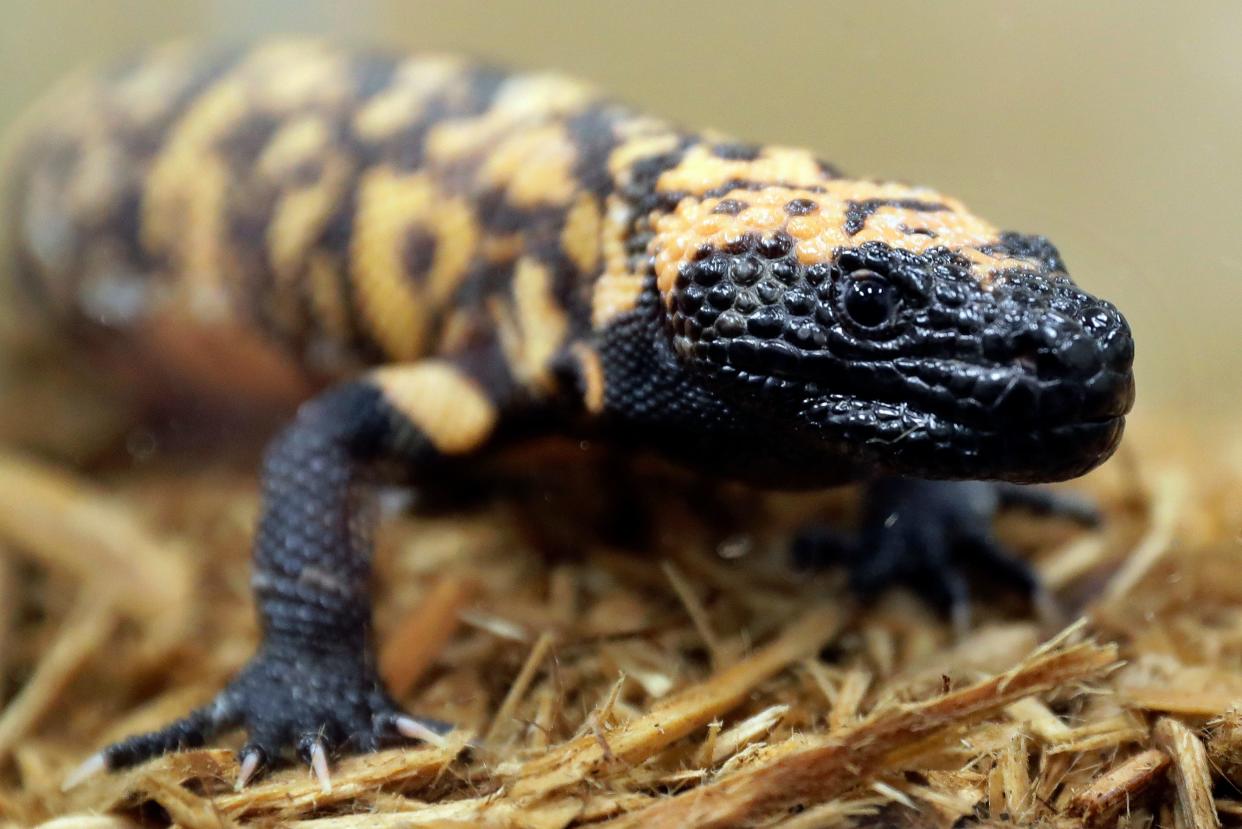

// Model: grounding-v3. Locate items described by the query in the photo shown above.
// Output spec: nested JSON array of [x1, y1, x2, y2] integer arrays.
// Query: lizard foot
[[793, 478, 1099, 633], [67, 648, 452, 791]]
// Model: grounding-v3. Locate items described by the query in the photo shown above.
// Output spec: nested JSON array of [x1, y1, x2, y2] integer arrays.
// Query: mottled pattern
[[6, 39, 1057, 401], [5, 40, 1136, 781]]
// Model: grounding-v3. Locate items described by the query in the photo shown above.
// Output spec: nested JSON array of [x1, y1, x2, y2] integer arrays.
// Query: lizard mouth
[[701, 339, 1132, 482], [701, 335, 1133, 425]]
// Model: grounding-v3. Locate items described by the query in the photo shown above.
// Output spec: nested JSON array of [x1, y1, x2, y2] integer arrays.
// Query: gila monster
[[1, 39, 1135, 787]]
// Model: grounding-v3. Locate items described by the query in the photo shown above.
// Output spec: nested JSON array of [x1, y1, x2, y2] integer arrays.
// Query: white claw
[[234, 751, 261, 792], [310, 741, 332, 794], [61, 752, 107, 791], [395, 715, 448, 748]]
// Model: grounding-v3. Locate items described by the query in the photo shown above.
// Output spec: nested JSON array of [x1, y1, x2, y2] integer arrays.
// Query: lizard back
[[3, 39, 673, 399]]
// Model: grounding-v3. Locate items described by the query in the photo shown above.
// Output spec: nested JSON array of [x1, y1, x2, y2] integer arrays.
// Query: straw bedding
[[0, 399, 1240, 828]]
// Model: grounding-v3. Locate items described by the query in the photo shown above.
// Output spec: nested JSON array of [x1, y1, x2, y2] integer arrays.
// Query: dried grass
[[2, 413, 1242, 828]]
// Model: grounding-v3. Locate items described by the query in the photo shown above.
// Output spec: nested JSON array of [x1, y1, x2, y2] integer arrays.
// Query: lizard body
[[3, 40, 1135, 781]]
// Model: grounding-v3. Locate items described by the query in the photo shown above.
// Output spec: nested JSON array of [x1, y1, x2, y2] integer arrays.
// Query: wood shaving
[[2, 417, 1241, 827]]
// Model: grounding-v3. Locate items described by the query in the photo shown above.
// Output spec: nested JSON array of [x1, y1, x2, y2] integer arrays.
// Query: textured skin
[[3, 40, 1135, 776]]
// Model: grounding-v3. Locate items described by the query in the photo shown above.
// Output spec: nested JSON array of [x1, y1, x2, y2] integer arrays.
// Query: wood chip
[[605, 636, 1118, 828], [508, 604, 848, 799], [0, 452, 190, 625], [1153, 717, 1221, 829], [380, 573, 477, 696], [0, 599, 116, 762], [1069, 748, 1171, 824], [5, 414, 1240, 826]]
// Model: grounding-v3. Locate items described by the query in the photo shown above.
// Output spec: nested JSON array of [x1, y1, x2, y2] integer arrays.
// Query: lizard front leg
[[794, 478, 1101, 633], [79, 359, 512, 788]]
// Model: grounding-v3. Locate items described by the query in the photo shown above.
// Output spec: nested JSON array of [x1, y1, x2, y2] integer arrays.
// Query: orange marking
[[370, 362, 498, 455], [109, 41, 198, 127], [494, 257, 569, 389], [571, 343, 606, 414], [425, 72, 594, 166], [350, 169, 434, 360], [591, 195, 647, 327], [305, 251, 353, 345], [261, 117, 351, 296], [480, 122, 579, 208], [608, 132, 681, 178], [141, 74, 248, 317], [560, 193, 603, 275], [426, 194, 480, 305], [656, 145, 825, 196], [652, 182, 1041, 300], [353, 57, 464, 141]]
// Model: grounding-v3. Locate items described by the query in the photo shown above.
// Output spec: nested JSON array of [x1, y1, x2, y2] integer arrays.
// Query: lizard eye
[[840, 270, 901, 329]]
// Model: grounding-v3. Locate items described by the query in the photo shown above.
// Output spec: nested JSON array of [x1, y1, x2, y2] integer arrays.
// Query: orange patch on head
[[651, 181, 1040, 299]]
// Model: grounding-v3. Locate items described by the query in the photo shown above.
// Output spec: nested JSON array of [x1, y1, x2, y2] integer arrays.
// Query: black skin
[[792, 478, 1100, 631], [99, 231, 1135, 779]]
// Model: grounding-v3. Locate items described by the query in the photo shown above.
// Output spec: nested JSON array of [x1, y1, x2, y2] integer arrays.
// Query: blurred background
[[1, 0, 1238, 430]]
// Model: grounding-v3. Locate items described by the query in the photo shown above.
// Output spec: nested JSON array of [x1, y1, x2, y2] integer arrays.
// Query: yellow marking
[[494, 257, 568, 389], [481, 233, 525, 263], [656, 144, 826, 196], [243, 39, 349, 112], [141, 74, 249, 316], [262, 119, 352, 273], [479, 122, 578, 208], [305, 251, 352, 341], [960, 248, 1044, 284], [110, 41, 198, 127], [426, 194, 480, 305], [257, 115, 332, 179], [370, 362, 498, 455], [651, 182, 1039, 300], [349, 168, 482, 358], [436, 307, 484, 354], [256, 117, 353, 337], [591, 195, 646, 327], [350, 169, 433, 360], [353, 57, 465, 141], [425, 72, 594, 165], [141, 41, 354, 321], [424, 115, 505, 165], [492, 72, 596, 117], [560, 193, 603, 274], [608, 132, 682, 178], [591, 271, 647, 328], [571, 343, 606, 414]]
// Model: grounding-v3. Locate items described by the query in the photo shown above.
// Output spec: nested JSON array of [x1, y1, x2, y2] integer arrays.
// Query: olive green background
[[1, 1, 1238, 423]]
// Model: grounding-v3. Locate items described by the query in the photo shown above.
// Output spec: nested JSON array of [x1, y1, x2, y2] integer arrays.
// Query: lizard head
[[653, 177, 1135, 483]]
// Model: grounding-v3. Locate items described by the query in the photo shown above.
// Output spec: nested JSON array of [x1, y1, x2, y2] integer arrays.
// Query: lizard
[[1, 40, 1135, 788]]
